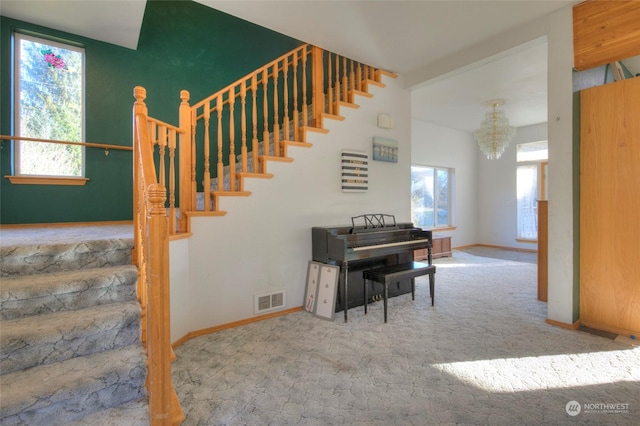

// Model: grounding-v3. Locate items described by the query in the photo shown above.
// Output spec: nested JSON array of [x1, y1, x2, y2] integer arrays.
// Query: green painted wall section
[[0, 0, 301, 224], [572, 91, 581, 323]]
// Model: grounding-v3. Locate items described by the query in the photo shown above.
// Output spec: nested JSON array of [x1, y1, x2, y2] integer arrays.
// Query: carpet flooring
[[172, 251, 640, 425], [2, 227, 637, 425]]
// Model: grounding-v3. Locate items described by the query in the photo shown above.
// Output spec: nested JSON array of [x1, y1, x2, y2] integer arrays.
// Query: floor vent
[[254, 289, 286, 314]]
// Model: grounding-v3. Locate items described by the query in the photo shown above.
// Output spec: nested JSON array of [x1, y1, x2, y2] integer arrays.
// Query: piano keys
[[312, 214, 432, 321]]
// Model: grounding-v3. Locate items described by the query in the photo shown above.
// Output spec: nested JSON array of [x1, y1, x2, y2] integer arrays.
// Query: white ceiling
[[2, 0, 639, 134], [0, 1, 147, 50]]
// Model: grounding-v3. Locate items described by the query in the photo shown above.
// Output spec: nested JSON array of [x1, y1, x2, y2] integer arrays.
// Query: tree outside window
[[14, 33, 85, 177], [411, 165, 452, 229]]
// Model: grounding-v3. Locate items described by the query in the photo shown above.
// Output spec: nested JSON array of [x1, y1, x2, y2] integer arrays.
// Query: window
[[411, 165, 453, 229], [14, 33, 85, 177], [516, 141, 548, 240]]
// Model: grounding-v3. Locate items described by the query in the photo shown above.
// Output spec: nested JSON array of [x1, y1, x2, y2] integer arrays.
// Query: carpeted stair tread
[[0, 343, 146, 425], [0, 265, 138, 320], [64, 398, 149, 426], [1, 301, 141, 374], [0, 238, 133, 277]]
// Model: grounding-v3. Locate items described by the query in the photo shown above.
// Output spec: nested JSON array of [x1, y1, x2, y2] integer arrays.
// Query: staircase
[[0, 231, 148, 425]]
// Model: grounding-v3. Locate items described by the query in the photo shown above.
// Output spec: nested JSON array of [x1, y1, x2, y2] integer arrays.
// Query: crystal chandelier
[[473, 99, 516, 160]]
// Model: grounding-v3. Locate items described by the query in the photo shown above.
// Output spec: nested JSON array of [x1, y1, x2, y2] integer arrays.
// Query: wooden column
[[537, 200, 548, 302]]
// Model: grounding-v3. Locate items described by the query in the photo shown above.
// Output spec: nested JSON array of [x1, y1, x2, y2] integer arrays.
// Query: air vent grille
[[254, 289, 286, 314]]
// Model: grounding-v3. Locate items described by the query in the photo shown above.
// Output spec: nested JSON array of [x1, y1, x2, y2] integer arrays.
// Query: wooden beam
[[574, 0, 640, 71]]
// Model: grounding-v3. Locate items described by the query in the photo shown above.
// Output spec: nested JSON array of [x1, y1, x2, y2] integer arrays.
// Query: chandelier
[[473, 99, 516, 160]]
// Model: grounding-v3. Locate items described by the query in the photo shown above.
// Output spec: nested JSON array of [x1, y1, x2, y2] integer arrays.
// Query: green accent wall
[[0, 0, 302, 224], [572, 91, 581, 323]]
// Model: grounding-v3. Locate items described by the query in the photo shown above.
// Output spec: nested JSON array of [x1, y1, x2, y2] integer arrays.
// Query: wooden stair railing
[[186, 44, 387, 217], [132, 87, 185, 426], [131, 44, 392, 425], [134, 43, 389, 236]]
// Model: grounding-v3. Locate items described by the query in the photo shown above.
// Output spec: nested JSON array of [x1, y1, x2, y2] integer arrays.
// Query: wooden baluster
[[251, 74, 259, 172], [272, 63, 280, 157], [292, 51, 299, 141], [168, 130, 176, 235], [240, 82, 248, 173], [147, 122, 155, 148], [342, 56, 348, 103], [178, 90, 191, 232], [158, 125, 166, 190], [350, 59, 355, 100], [228, 88, 236, 191], [302, 48, 308, 128], [262, 69, 269, 156], [283, 56, 290, 142], [356, 62, 362, 92], [204, 102, 211, 208], [334, 53, 341, 106], [216, 95, 223, 193], [190, 110, 197, 211], [327, 52, 333, 115], [311, 46, 324, 127]]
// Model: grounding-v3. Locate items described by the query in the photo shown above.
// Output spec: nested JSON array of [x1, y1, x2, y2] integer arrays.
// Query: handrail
[[191, 44, 310, 112], [0, 134, 133, 154]]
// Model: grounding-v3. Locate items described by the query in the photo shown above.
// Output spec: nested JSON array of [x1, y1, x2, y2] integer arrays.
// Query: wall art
[[341, 150, 368, 192], [372, 136, 398, 163]]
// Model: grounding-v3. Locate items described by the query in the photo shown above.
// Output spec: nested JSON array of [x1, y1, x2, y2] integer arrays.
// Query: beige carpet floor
[[172, 250, 640, 425]]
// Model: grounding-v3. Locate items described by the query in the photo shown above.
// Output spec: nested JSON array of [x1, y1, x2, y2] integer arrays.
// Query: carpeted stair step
[[0, 265, 138, 320], [0, 238, 133, 277], [0, 343, 147, 426], [64, 399, 149, 426], [1, 300, 141, 375]]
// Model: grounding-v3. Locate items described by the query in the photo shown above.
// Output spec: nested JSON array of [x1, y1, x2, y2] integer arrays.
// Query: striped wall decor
[[341, 150, 368, 192]]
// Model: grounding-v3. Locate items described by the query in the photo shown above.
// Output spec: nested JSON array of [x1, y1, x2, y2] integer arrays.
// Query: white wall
[[169, 238, 191, 341], [477, 122, 547, 250], [546, 6, 576, 325], [410, 6, 576, 326], [169, 5, 578, 340], [411, 119, 477, 247], [169, 74, 411, 340]]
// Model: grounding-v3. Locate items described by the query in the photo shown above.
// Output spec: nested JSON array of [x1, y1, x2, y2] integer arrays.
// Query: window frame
[[12, 31, 87, 182], [410, 164, 455, 229], [515, 141, 548, 242]]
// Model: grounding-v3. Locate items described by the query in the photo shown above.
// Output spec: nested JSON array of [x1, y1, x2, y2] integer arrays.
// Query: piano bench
[[363, 261, 436, 323]]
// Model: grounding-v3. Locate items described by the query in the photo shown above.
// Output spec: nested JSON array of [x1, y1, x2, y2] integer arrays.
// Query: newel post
[[311, 46, 325, 128], [178, 90, 191, 233], [132, 86, 148, 266], [146, 183, 172, 425]]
